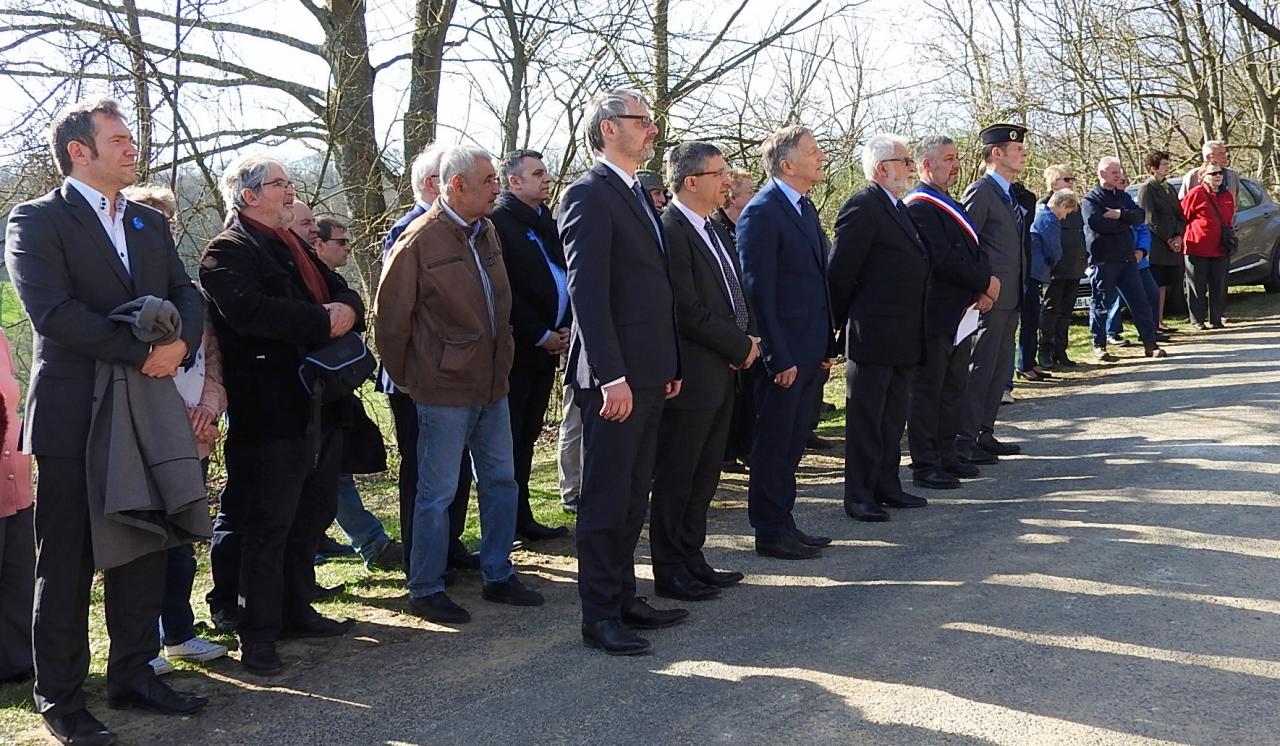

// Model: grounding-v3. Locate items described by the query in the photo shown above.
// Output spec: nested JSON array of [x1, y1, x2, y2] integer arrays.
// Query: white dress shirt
[[66, 176, 131, 275]]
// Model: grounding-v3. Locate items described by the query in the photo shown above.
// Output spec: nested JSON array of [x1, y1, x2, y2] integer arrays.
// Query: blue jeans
[[409, 399, 517, 597], [1090, 262, 1156, 347], [334, 473, 390, 565], [1106, 266, 1160, 337], [159, 543, 197, 646]]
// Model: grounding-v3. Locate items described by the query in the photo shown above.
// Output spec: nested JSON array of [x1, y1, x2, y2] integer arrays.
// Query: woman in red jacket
[[1180, 164, 1235, 329]]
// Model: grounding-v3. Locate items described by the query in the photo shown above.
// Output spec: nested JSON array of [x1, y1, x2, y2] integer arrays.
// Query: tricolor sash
[[903, 189, 979, 246]]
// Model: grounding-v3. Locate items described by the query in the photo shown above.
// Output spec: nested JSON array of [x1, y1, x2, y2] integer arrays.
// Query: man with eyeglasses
[[558, 88, 685, 655], [957, 123, 1030, 465], [829, 134, 931, 522], [1179, 140, 1240, 207], [201, 154, 362, 676], [651, 141, 758, 601]]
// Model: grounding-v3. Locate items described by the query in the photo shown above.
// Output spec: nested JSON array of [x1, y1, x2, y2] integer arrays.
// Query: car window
[[1241, 179, 1264, 210]]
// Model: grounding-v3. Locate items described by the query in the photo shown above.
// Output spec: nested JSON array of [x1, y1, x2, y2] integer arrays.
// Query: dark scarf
[[241, 213, 331, 304], [495, 192, 564, 267]]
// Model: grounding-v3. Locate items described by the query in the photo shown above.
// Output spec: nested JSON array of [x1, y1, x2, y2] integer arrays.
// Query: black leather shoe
[[1054, 354, 1078, 367], [912, 469, 961, 490], [280, 613, 354, 639], [879, 491, 928, 508], [977, 434, 1021, 456], [789, 527, 832, 547], [308, 583, 345, 602], [582, 619, 651, 656], [655, 573, 720, 601], [409, 592, 471, 624], [43, 710, 116, 745], [106, 677, 207, 715], [482, 574, 545, 606], [755, 533, 821, 559], [446, 549, 482, 571], [942, 461, 980, 479], [956, 443, 997, 465], [844, 500, 890, 522], [240, 642, 284, 676], [210, 607, 239, 633], [621, 598, 689, 629], [805, 433, 835, 450], [516, 521, 569, 542], [688, 563, 744, 588]]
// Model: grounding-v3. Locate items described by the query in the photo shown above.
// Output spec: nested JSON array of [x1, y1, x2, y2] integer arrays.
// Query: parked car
[[1074, 176, 1280, 310]]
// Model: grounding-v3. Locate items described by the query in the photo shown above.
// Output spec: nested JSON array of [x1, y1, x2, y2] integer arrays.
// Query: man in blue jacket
[[1080, 158, 1166, 360]]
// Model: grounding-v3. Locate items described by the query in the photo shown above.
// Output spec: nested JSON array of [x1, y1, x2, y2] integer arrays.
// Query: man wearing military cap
[[957, 123, 1028, 465], [637, 169, 669, 210]]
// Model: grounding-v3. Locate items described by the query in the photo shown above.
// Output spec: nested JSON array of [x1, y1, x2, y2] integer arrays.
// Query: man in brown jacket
[[376, 144, 544, 624]]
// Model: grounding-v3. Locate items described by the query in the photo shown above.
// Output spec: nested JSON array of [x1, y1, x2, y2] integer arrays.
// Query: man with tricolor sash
[[904, 135, 1001, 490]]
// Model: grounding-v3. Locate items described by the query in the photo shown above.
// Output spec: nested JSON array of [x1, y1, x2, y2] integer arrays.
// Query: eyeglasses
[[880, 157, 915, 167], [691, 169, 728, 178], [1061, 176, 1076, 183], [616, 114, 655, 128], [1205, 171, 1224, 177], [326, 237, 350, 245], [262, 178, 295, 190]]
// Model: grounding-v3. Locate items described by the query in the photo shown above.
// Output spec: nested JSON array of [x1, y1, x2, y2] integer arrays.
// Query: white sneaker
[[164, 637, 228, 663], [1001, 390, 1016, 405], [149, 655, 176, 676]]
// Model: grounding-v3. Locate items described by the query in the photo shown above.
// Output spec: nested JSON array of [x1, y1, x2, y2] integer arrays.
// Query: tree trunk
[[649, 0, 670, 170], [120, 0, 153, 179], [405, 0, 456, 184]]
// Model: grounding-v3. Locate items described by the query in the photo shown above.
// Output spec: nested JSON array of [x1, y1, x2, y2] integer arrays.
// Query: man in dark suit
[[958, 124, 1030, 464], [559, 89, 685, 656], [737, 125, 835, 559], [5, 99, 207, 745], [829, 134, 931, 522], [491, 149, 571, 543], [652, 142, 758, 601], [202, 155, 362, 676], [380, 143, 478, 577], [903, 136, 1000, 490]]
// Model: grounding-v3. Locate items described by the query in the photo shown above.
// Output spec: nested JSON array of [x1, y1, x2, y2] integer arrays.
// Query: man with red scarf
[[200, 155, 364, 677]]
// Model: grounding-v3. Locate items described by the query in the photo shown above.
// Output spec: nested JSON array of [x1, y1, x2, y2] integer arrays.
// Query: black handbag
[[298, 331, 376, 404], [1204, 191, 1238, 256]]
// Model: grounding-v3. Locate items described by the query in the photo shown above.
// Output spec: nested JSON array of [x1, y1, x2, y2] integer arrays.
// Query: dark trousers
[[32, 457, 164, 717], [1090, 261, 1156, 347], [959, 307, 1018, 442], [0, 505, 34, 680], [722, 370, 755, 462], [650, 388, 734, 581], [909, 334, 971, 474], [747, 363, 822, 540], [1186, 254, 1229, 326], [213, 427, 342, 644], [575, 385, 666, 624], [843, 361, 911, 507], [159, 543, 197, 646], [388, 391, 471, 575], [1038, 277, 1078, 361], [1017, 279, 1043, 372], [507, 361, 556, 529]]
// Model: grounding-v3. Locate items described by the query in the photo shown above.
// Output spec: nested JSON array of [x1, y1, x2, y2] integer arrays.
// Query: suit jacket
[[661, 203, 756, 410], [4, 183, 204, 458], [829, 183, 930, 367], [491, 192, 571, 373], [385, 201, 428, 259], [961, 175, 1025, 311], [904, 181, 992, 338], [200, 212, 365, 442], [736, 179, 834, 374], [1136, 177, 1187, 266], [558, 162, 680, 390]]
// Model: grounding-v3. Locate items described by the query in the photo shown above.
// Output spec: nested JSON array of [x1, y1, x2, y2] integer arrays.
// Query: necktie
[[704, 219, 750, 332], [630, 180, 663, 248], [798, 195, 823, 247]]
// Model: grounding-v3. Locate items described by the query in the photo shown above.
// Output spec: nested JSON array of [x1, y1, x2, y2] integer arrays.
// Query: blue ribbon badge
[[132, 216, 145, 230]]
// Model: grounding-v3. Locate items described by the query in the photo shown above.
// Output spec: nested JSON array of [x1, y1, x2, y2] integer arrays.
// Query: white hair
[[1097, 156, 1122, 172], [861, 133, 910, 180], [439, 144, 493, 195], [219, 153, 286, 213], [1202, 140, 1227, 159], [410, 143, 444, 202]]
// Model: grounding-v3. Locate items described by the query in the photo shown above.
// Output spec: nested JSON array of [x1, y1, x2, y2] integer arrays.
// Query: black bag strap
[[1203, 188, 1231, 232]]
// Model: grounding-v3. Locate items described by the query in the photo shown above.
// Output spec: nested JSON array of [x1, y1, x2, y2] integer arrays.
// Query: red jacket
[[1181, 184, 1235, 257]]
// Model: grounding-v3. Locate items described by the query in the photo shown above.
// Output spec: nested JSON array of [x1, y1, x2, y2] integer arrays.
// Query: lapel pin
[[132, 216, 145, 230]]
